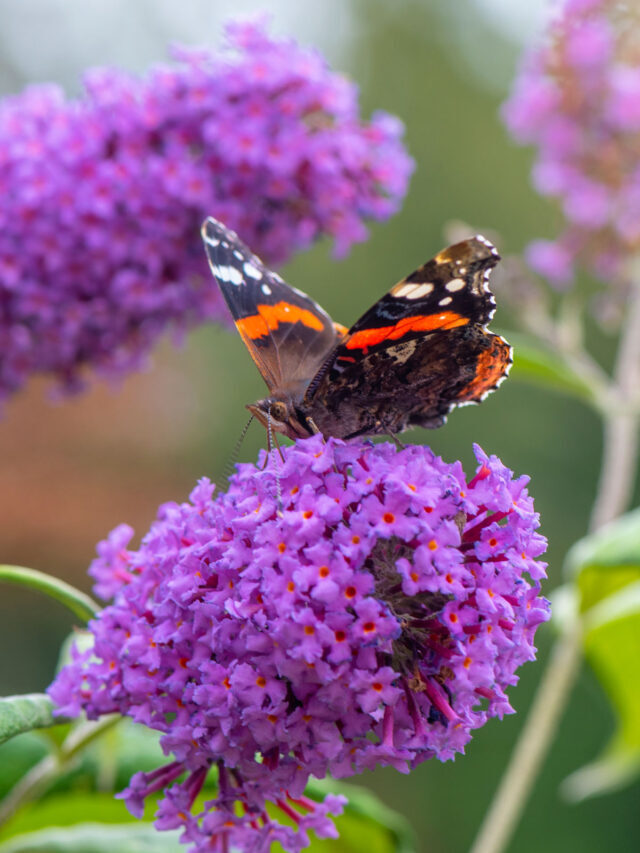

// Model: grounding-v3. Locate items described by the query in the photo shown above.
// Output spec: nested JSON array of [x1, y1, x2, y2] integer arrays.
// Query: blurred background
[[0, 0, 636, 851]]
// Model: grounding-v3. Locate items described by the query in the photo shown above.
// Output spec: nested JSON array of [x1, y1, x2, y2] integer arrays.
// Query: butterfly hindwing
[[202, 218, 341, 396], [304, 236, 512, 438]]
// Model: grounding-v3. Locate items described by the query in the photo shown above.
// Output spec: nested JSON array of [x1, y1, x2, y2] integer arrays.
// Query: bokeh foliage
[[0, 1, 638, 851]]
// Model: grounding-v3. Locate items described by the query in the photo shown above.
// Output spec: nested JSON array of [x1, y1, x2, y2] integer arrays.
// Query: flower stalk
[[0, 565, 100, 623], [469, 264, 640, 853], [591, 254, 640, 529]]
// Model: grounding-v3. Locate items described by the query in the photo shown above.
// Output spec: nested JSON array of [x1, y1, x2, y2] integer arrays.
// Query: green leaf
[[306, 778, 416, 853], [0, 792, 136, 842], [56, 630, 94, 673], [562, 605, 640, 801], [52, 719, 168, 795], [0, 566, 100, 623], [0, 734, 49, 799], [559, 510, 640, 798], [0, 823, 182, 853], [87, 721, 166, 791], [0, 783, 412, 853], [0, 695, 68, 745], [507, 333, 597, 404], [560, 748, 640, 803], [564, 506, 640, 613]]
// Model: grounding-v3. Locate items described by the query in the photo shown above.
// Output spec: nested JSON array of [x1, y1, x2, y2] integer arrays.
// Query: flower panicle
[[0, 16, 412, 405], [503, 0, 640, 292], [48, 435, 549, 853]]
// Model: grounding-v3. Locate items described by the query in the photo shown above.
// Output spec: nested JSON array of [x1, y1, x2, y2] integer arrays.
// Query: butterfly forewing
[[343, 234, 500, 348], [202, 218, 341, 396]]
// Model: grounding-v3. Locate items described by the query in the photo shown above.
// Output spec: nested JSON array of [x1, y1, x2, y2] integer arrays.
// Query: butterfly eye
[[269, 401, 289, 422]]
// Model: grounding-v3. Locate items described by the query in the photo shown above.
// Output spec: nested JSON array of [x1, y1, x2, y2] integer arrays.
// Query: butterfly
[[202, 217, 511, 441]]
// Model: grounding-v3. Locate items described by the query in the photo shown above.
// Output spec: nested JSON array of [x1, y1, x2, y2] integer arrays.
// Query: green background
[[0, 1, 637, 850]]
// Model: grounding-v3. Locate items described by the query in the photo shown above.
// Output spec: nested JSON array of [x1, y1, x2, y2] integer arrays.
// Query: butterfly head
[[247, 395, 314, 441]]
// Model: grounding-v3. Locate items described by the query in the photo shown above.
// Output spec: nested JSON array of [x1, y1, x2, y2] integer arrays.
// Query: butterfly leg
[[260, 415, 275, 470], [271, 429, 287, 464], [384, 428, 406, 450], [265, 411, 284, 514], [261, 434, 272, 470]]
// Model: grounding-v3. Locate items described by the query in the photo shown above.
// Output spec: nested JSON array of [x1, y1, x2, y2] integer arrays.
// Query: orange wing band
[[458, 339, 511, 400], [345, 312, 468, 351], [236, 301, 325, 340]]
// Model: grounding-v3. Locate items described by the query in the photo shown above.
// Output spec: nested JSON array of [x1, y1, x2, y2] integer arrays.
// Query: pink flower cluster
[[49, 436, 549, 853], [0, 18, 412, 404], [503, 0, 640, 286]]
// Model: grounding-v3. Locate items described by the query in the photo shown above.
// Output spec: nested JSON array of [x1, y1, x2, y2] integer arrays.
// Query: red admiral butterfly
[[202, 218, 511, 440]]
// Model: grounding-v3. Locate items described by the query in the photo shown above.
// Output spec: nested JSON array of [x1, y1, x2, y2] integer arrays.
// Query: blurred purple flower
[[503, 0, 640, 288], [526, 238, 575, 287], [0, 17, 413, 406], [49, 435, 548, 853]]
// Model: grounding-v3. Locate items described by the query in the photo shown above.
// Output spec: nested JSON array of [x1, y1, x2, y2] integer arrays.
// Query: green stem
[[0, 565, 100, 624], [469, 625, 582, 853], [590, 259, 640, 529], [470, 258, 640, 853]]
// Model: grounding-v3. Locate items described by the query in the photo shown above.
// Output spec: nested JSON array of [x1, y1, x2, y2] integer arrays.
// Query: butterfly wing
[[202, 218, 342, 397], [304, 236, 512, 438]]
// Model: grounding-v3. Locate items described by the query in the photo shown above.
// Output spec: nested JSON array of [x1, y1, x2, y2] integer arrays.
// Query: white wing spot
[[244, 262, 262, 280], [439, 296, 452, 306], [233, 250, 244, 261], [205, 236, 220, 248], [445, 278, 466, 292], [394, 282, 434, 299], [213, 264, 230, 281], [261, 284, 272, 295], [408, 283, 434, 299], [214, 264, 244, 285]]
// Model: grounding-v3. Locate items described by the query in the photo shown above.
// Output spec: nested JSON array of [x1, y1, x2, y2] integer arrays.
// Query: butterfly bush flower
[[0, 18, 412, 405], [503, 0, 640, 288], [49, 436, 549, 853]]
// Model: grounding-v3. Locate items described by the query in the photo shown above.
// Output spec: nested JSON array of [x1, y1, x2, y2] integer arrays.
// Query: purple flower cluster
[[503, 0, 640, 287], [49, 436, 548, 853], [0, 18, 412, 405]]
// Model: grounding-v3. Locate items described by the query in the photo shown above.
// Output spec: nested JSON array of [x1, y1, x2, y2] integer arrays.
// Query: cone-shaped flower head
[[0, 17, 412, 405], [49, 436, 549, 852], [503, 0, 640, 289]]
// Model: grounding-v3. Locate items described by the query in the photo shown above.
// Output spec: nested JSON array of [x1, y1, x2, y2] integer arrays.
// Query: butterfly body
[[202, 218, 511, 440]]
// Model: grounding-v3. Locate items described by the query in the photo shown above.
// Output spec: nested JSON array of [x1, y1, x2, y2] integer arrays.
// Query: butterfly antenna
[[224, 415, 255, 480], [266, 411, 283, 514]]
